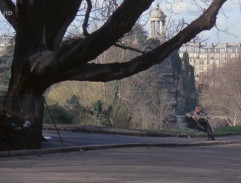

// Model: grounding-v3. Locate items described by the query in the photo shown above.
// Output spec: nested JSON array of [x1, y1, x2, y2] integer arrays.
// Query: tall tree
[[0, 0, 227, 97]]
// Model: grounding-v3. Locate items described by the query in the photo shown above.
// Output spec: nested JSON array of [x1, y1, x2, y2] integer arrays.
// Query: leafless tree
[[200, 58, 241, 126]]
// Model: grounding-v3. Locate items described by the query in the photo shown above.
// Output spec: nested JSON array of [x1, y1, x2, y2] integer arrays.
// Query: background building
[[179, 43, 240, 82]]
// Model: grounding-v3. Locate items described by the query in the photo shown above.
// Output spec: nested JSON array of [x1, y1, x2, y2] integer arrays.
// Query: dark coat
[[186, 110, 213, 136]]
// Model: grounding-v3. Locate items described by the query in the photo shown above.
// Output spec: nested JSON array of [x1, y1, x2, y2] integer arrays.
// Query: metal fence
[[0, 96, 44, 151]]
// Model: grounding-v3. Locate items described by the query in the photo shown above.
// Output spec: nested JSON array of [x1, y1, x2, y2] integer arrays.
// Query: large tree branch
[[0, 0, 17, 30], [15, 0, 82, 51], [56, 0, 154, 66], [51, 0, 227, 83], [44, 0, 83, 50], [30, 0, 154, 74]]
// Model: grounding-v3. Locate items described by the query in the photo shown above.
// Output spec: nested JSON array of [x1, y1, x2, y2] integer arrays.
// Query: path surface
[[1, 144, 241, 183], [42, 130, 241, 148]]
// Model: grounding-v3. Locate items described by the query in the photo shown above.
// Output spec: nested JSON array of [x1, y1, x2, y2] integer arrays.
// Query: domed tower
[[150, 5, 167, 42]]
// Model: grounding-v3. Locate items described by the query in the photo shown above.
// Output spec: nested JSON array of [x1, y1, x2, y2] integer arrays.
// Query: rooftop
[[151, 5, 166, 21]]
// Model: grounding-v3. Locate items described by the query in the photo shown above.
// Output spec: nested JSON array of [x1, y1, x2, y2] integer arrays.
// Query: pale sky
[[156, 0, 241, 44], [1, 0, 241, 44]]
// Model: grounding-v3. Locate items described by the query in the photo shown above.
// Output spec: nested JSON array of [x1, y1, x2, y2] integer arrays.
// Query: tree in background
[[180, 52, 197, 113], [200, 59, 241, 126], [44, 27, 179, 129]]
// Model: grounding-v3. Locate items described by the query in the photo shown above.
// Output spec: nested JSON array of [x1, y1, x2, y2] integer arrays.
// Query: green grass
[[156, 128, 196, 133], [43, 121, 241, 136], [153, 126, 241, 136], [150, 128, 206, 136], [213, 126, 241, 136]]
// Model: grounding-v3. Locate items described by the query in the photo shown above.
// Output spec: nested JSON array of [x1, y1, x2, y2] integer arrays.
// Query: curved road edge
[[1, 139, 241, 158]]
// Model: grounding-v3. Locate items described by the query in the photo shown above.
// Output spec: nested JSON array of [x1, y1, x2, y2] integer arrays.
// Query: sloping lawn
[[213, 126, 241, 136], [157, 126, 241, 136]]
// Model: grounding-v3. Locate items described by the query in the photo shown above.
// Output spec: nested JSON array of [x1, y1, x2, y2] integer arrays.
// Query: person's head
[[195, 105, 202, 113]]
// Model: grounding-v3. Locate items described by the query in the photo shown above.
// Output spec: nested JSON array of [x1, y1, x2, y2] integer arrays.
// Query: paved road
[[42, 130, 194, 148], [42, 130, 241, 148], [1, 144, 241, 183]]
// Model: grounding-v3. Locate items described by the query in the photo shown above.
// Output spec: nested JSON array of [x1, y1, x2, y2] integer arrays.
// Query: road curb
[[43, 124, 205, 137], [1, 140, 241, 158]]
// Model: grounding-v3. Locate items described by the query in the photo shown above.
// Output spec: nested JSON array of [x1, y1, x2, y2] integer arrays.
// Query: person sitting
[[186, 105, 215, 140]]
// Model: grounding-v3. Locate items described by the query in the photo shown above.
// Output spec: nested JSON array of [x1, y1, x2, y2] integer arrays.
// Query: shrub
[[44, 104, 73, 124]]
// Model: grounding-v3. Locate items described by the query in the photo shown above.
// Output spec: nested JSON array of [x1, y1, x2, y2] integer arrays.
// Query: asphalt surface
[[42, 130, 195, 148], [1, 144, 241, 183]]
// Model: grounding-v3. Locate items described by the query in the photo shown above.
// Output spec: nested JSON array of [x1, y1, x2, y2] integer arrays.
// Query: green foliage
[[91, 100, 103, 117], [180, 51, 195, 93], [89, 81, 121, 127], [64, 95, 104, 125], [137, 32, 148, 45], [111, 81, 119, 107], [146, 38, 160, 48], [91, 100, 110, 126], [65, 95, 87, 124], [178, 51, 197, 112], [66, 95, 87, 113], [184, 96, 197, 114], [44, 104, 73, 124], [137, 34, 148, 45], [170, 50, 181, 74], [135, 25, 148, 45], [183, 77, 193, 93]]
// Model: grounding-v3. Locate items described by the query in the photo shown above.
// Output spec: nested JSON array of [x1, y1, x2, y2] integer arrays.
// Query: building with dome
[[150, 5, 166, 43]]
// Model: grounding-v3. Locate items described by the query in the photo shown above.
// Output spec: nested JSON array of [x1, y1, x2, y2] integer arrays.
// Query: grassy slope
[[213, 126, 241, 136], [156, 126, 241, 136]]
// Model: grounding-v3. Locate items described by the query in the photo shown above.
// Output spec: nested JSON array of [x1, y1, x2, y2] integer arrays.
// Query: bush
[[44, 104, 73, 124], [91, 100, 112, 127]]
